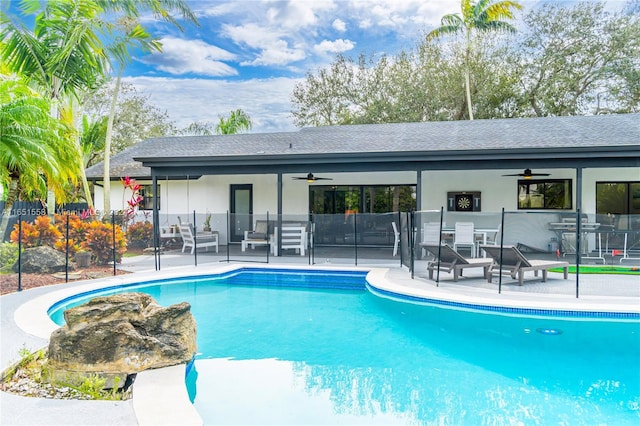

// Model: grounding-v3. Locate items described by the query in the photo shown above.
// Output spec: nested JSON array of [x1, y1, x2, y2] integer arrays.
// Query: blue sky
[[125, 0, 473, 133]]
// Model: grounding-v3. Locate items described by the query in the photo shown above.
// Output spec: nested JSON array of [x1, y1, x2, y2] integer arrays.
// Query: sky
[[124, 0, 474, 133], [5, 0, 623, 134]]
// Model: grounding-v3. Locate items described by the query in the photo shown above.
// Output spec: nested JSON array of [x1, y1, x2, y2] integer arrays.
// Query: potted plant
[[203, 213, 212, 232], [75, 251, 92, 268]]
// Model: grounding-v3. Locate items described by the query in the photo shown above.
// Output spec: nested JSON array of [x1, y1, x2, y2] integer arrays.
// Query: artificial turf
[[548, 265, 640, 275]]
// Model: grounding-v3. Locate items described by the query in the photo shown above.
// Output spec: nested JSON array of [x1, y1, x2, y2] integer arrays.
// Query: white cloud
[[314, 39, 355, 54], [124, 75, 300, 133], [222, 23, 307, 66], [140, 37, 238, 76], [332, 18, 346, 32]]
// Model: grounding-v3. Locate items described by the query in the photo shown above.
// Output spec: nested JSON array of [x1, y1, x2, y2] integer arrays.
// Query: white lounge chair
[[180, 223, 218, 254], [481, 244, 569, 285], [421, 243, 493, 281]]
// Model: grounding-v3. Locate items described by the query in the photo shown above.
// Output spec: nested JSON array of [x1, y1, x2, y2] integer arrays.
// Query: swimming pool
[[49, 268, 640, 425]]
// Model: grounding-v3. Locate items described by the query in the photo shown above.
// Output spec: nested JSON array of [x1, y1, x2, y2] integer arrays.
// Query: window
[[518, 179, 572, 210], [596, 182, 640, 228], [309, 185, 416, 214], [138, 185, 159, 210]]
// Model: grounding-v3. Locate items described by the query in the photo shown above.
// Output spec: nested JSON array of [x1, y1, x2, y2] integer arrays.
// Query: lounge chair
[[480, 244, 569, 285], [180, 223, 218, 254], [420, 243, 493, 282]]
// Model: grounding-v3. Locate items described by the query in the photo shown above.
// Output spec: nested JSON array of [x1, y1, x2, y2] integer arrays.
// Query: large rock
[[13, 246, 72, 273], [48, 293, 197, 378]]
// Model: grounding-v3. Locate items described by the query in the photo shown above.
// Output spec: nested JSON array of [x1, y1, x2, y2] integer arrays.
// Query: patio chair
[[272, 225, 307, 256], [420, 243, 493, 282], [180, 223, 218, 254], [392, 222, 400, 256], [241, 220, 271, 252], [454, 222, 477, 258], [480, 244, 569, 285], [421, 222, 442, 258]]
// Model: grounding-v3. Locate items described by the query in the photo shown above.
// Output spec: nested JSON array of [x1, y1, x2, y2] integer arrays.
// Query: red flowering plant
[[120, 176, 144, 228]]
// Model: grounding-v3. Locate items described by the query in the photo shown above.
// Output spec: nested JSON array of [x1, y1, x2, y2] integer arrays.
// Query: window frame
[[138, 185, 159, 211], [517, 179, 572, 210]]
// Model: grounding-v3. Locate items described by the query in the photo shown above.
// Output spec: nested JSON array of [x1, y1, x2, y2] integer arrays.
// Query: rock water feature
[[47, 292, 197, 389]]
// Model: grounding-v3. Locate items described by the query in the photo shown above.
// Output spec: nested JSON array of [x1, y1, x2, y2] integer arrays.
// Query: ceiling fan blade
[[502, 169, 550, 177], [292, 173, 332, 181]]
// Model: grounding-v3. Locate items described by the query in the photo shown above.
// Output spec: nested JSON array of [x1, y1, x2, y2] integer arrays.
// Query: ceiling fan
[[502, 168, 550, 179], [292, 173, 333, 182]]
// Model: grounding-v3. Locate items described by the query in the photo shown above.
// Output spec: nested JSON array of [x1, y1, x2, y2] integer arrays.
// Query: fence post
[[65, 214, 70, 283], [498, 208, 505, 294], [354, 213, 358, 266], [112, 211, 117, 276], [17, 214, 22, 292], [409, 211, 415, 279], [575, 209, 581, 298], [193, 210, 198, 267]]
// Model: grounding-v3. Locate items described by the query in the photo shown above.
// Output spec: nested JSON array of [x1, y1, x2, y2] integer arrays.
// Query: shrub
[[83, 221, 127, 265], [127, 221, 153, 248], [52, 214, 90, 255], [0, 242, 19, 273], [10, 215, 62, 248]]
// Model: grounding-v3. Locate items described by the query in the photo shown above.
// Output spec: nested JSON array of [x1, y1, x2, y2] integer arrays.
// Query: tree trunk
[[465, 31, 474, 120], [0, 178, 20, 239], [103, 68, 123, 215]]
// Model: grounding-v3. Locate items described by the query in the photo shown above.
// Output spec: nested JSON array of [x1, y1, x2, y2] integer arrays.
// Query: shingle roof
[[85, 113, 640, 179]]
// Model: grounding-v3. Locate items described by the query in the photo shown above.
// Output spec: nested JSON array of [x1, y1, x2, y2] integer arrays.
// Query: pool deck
[[1, 253, 639, 426]]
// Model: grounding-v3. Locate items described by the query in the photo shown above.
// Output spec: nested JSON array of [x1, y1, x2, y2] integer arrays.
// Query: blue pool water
[[49, 268, 640, 425]]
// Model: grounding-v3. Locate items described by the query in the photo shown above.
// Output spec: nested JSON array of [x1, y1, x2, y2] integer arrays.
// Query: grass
[[548, 265, 640, 275]]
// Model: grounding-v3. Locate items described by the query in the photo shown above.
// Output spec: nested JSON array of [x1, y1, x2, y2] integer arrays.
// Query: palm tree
[[0, 1, 110, 210], [0, 78, 78, 237], [215, 109, 253, 135], [97, 1, 198, 214], [427, 0, 522, 120]]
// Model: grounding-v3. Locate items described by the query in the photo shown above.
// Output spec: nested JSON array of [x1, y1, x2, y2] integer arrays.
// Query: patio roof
[[85, 113, 640, 180]]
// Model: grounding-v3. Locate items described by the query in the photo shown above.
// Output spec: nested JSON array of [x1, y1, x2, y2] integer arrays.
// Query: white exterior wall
[[95, 167, 638, 218], [421, 167, 639, 214]]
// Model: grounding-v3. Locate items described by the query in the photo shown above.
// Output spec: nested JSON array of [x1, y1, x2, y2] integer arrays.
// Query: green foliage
[[5, 348, 127, 401], [4, 348, 48, 385], [127, 221, 153, 248], [0, 242, 19, 273], [82, 82, 178, 164], [292, 1, 639, 126], [215, 109, 252, 134]]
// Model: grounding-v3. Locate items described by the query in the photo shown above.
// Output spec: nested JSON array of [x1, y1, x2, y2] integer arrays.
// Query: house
[[85, 113, 640, 250]]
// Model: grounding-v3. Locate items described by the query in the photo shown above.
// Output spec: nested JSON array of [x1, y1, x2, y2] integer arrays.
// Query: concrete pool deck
[[1, 254, 639, 425]]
